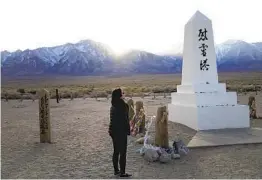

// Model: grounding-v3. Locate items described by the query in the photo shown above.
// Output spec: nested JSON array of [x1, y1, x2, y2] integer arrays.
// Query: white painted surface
[[168, 104, 249, 130], [177, 83, 226, 93], [168, 11, 250, 131], [182, 11, 218, 85], [171, 92, 237, 106]]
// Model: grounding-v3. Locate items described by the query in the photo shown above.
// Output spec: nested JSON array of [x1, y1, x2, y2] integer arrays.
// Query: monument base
[[168, 103, 250, 131], [177, 83, 226, 93], [187, 128, 262, 148]]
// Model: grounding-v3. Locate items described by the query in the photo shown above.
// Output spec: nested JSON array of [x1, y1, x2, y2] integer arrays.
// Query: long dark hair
[[111, 88, 125, 108]]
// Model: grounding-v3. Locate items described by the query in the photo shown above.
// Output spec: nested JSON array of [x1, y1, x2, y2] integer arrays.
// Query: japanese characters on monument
[[198, 28, 210, 71]]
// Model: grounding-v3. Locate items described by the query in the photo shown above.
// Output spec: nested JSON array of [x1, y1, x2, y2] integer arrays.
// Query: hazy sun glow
[[1, 0, 262, 54]]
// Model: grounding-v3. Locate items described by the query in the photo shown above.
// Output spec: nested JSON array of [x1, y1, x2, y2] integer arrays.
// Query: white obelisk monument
[[168, 11, 250, 130]]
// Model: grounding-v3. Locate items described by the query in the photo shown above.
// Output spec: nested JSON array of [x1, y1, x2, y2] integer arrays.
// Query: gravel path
[[1, 94, 262, 179]]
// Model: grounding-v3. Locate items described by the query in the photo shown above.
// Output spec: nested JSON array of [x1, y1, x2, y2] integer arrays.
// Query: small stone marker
[[39, 89, 51, 143]]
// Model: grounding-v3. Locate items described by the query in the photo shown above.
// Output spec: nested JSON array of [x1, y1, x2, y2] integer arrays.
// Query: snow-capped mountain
[[1, 39, 115, 76], [1, 39, 262, 76], [216, 40, 261, 61], [215, 40, 262, 71], [112, 50, 182, 74]]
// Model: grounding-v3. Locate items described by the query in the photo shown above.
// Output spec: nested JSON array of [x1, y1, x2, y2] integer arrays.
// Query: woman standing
[[109, 88, 132, 177]]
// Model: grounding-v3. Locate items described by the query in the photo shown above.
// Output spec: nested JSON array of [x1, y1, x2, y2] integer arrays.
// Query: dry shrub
[[226, 85, 239, 92], [50, 93, 57, 99], [105, 89, 112, 95], [163, 86, 177, 93], [17, 88, 25, 94], [60, 92, 72, 99], [226, 85, 260, 93], [90, 91, 108, 98], [123, 87, 133, 96], [244, 85, 258, 92], [28, 90, 37, 94], [73, 91, 83, 98], [152, 87, 164, 93], [151, 86, 176, 94], [130, 92, 143, 97], [3, 93, 22, 99], [140, 87, 151, 92], [21, 94, 32, 100], [78, 88, 93, 95]]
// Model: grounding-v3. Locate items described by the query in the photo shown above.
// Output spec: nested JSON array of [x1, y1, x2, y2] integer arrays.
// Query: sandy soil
[[1, 93, 262, 179]]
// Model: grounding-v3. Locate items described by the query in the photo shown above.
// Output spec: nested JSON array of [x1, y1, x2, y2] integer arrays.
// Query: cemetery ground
[[1, 72, 262, 179]]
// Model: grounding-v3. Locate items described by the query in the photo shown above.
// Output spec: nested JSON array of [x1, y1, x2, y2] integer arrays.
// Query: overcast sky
[[0, 0, 261, 54]]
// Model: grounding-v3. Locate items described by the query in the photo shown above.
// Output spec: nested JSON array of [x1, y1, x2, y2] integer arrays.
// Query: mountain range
[[1, 39, 262, 76]]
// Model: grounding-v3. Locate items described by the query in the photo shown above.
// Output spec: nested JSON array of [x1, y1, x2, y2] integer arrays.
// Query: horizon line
[[1, 38, 261, 55]]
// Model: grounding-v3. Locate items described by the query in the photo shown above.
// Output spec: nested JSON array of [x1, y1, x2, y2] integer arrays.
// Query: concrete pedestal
[[169, 84, 250, 131], [168, 102, 249, 131]]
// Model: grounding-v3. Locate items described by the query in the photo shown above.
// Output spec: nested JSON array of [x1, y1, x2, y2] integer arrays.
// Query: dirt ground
[[1, 93, 262, 179]]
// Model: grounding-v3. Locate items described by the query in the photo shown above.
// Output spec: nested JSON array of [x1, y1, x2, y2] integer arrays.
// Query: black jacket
[[109, 102, 130, 136]]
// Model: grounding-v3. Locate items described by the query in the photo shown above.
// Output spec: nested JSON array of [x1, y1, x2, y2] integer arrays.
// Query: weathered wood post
[[155, 106, 169, 148], [135, 101, 146, 135], [248, 96, 257, 119], [56, 89, 59, 103], [127, 99, 135, 122], [39, 89, 51, 143]]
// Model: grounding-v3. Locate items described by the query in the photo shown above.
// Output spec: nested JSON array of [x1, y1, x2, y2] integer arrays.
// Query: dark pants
[[111, 135, 127, 174]]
